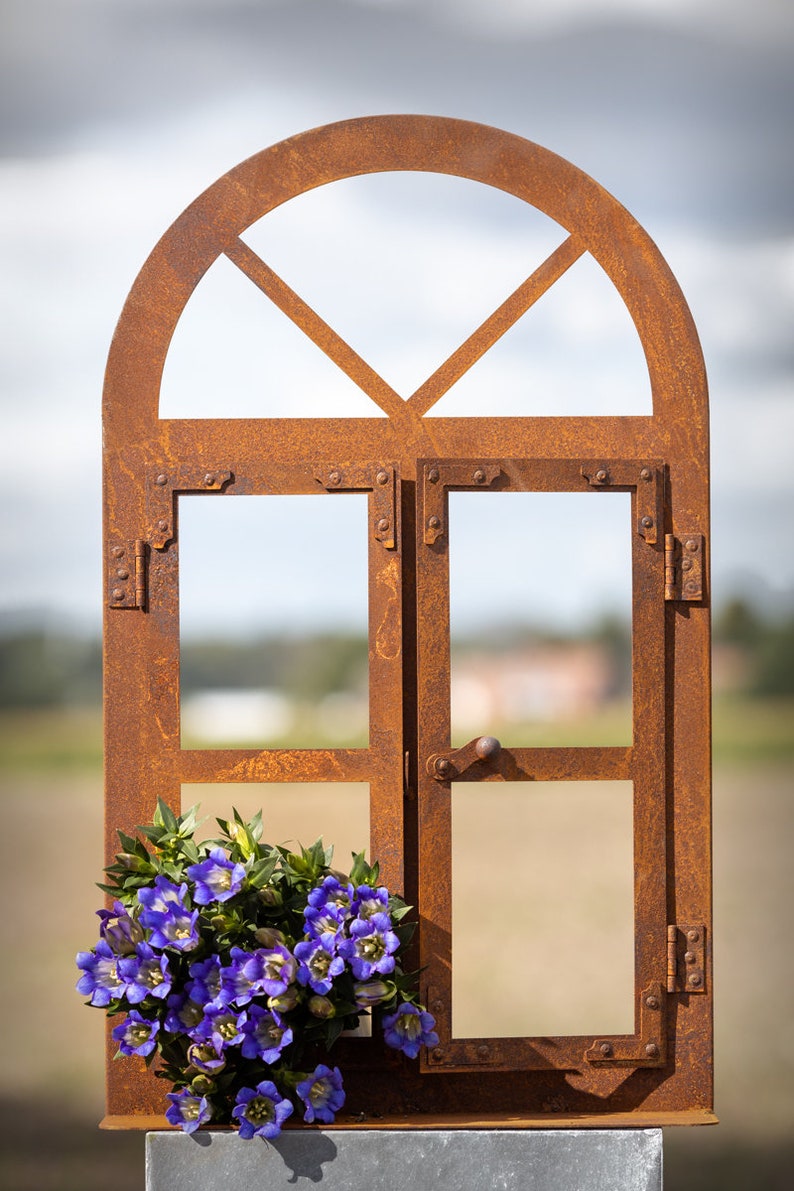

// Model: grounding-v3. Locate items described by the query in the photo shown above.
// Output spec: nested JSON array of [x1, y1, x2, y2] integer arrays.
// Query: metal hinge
[[664, 534, 704, 601], [667, 923, 706, 993], [107, 539, 148, 609]]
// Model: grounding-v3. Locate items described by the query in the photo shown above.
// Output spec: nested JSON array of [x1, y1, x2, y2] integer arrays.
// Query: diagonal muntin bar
[[407, 234, 585, 417], [224, 236, 406, 420]]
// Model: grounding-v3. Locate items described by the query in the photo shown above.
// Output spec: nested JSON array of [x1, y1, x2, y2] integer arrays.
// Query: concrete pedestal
[[146, 1128, 663, 1190]]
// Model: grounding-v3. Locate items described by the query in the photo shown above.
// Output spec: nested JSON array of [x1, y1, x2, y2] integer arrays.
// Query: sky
[[1, 0, 792, 636]]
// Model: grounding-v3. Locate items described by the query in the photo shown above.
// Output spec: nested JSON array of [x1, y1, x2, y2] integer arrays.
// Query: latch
[[664, 535, 704, 601], [427, 735, 502, 781], [422, 461, 501, 545], [316, 464, 397, 549], [667, 923, 706, 993]]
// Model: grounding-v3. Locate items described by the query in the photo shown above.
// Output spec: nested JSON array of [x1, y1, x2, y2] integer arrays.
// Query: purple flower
[[338, 915, 399, 980], [186, 955, 223, 1007], [165, 1089, 213, 1134], [294, 937, 344, 995], [142, 905, 199, 952], [187, 848, 245, 904], [164, 992, 205, 1036], [220, 947, 268, 1006], [382, 1003, 439, 1059], [241, 1005, 293, 1062], [96, 901, 144, 955], [195, 1004, 247, 1052], [352, 885, 390, 920], [303, 902, 346, 943], [76, 940, 125, 1006], [112, 1009, 160, 1057], [307, 877, 354, 917], [138, 876, 189, 917], [186, 1041, 226, 1074], [296, 1064, 345, 1124], [118, 942, 172, 1004], [232, 1081, 294, 1140], [257, 945, 297, 997]]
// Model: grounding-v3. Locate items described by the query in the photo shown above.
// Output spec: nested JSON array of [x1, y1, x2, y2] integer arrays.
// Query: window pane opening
[[181, 782, 370, 870], [452, 780, 635, 1038], [449, 491, 633, 748], [179, 494, 369, 748]]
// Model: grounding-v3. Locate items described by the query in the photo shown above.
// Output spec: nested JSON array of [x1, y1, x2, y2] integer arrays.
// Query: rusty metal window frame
[[102, 116, 713, 1127]]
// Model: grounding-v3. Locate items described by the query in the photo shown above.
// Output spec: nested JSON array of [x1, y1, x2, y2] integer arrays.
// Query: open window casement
[[103, 116, 713, 1126]]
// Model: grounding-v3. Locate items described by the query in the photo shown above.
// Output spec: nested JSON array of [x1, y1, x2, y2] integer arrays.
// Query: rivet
[[685, 539, 699, 552], [376, 518, 390, 533], [645, 1043, 659, 1058], [116, 568, 129, 580], [687, 929, 700, 942], [376, 469, 389, 486], [684, 580, 698, 594], [684, 951, 696, 965], [641, 516, 653, 528], [473, 468, 486, 484], [682, 558, 692, 571], [599, 1042, 612, 1057], [640, 468, 652, 481], [595, 468, 609, 483], [328, 471, 341, 486], [688, 973, 702, 988], [428, 467, 440, 484], [434, 757, 452, 777], [645, 995, 659, 1010], [431, 1048, 444, 1062], [477, 1045, 489, 1059], [111, 588, 125, 602], [203, 473, 216, 486], [155, 474, 167, 486], [157, 519, 169, 532], [111, 546, 124, 559], [428, 515, 441, 530], [432, 1000, 444, 1014]]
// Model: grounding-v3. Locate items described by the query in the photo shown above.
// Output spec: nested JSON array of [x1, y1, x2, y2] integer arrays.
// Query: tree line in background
[[0, 598, 792, 710]]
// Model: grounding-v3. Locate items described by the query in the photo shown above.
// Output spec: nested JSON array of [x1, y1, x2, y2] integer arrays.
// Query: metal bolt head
[[203, 473, 216, 486], [432, 1000, 444, 1014], [428, 467, 440, 483], [645, 995, 660, 1011], [431, 1048, 444, 1062], [595, 468, 609, 483], [434, 757, 452, 777], [688, 973, 702, 988], [116, 568, 129, 580], [684, 951, 696, 965], [155, 473, 167, 486], [473, 468, 486, 484], [640, 467, 652, 481], [685, 539, 699, 552], [428, 515, 441, 530], [684, 580, 698, 594], [599, 1042, 612, 1057], [376, 469, 389, 485], [111, 545, 125, 559], [641, 515, 653, 528], [645, 1043, 659, 1058], [687, 929, 700, 942], [376, 517, 390, 533], [328, 470, 341, 486], [111, 588, 125, 602], [477, 1045, 489, 1059], [157, 519, 169, 532], [682, 558, 692, 571]]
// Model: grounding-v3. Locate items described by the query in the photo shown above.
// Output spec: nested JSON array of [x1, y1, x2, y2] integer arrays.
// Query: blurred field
[[0, 701, 792, 1190]]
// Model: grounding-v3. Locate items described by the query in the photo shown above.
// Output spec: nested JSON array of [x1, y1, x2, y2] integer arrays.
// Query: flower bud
[[308, 995, 335, 1019], [190, 1075, 216, 1095], [354, 979, 393, 1008], [258, 887, 283, 907], [115, 852, 145, 871], [254, 926, 286, 948], [267, 988, 299, 1013]]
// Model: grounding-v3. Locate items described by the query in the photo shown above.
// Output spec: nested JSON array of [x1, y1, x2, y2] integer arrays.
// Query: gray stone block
[[146, 1127, 663, 1190]]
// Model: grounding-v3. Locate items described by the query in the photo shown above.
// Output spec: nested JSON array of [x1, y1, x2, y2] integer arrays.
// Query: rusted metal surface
[[102, 116, 712, 1126]]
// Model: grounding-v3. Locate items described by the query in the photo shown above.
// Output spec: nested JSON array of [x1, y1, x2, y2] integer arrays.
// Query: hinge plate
[[107, 539, 148, 610], [667, 923, 706, 993], [664, 534, 704, 600]]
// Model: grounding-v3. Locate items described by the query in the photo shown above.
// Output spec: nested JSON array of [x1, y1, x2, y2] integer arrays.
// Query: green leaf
[[156, 798, 179, 833]]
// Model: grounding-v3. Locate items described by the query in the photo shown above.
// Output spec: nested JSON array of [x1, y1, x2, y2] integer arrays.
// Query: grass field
[[0, 701, 791, 1190]]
